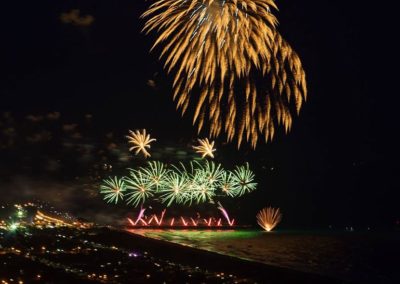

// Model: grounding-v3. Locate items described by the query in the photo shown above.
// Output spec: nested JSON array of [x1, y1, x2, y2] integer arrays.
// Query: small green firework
[[124, 169, 155, 207], [100, 176, 126, 204], [140, 161, 169, 190], [160, 171, 190, 206], [231, 163, 257, 196], [219, 171, 239, 197]]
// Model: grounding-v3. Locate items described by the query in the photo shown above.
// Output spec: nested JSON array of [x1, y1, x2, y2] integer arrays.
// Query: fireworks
[[142, 0, 307, 148], [256, 207, 282, 232], [100, 134, 258, 207], [219, 171, 238, 197], [16, 207, 27, 219], [8, 222, 20, 231], [231, 163, 257, 196], [124, 170, 155, 207], [201, 160, 225, 185], [193, 138, 216, 158], [127, 207, 235, 227], [100, 177, 126, 204], [126, 129, 156, 158], [191, 175, 217, 204], [217, 202, 235, 226], [190, 160, 222, 203], [160, 171, 190, 206], [100, 160, 257, 207], [140, 161, 169, 189]]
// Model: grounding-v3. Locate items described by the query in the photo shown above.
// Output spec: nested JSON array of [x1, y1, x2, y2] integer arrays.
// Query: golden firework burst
[[256, 206, 282, 232], [142, 0, 306, 148], [192, 138, 216, 158], [126, 129, 156, 158]]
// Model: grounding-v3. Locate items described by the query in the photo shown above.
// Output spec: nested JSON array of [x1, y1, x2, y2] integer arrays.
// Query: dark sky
[[1, 1, 398, 227]]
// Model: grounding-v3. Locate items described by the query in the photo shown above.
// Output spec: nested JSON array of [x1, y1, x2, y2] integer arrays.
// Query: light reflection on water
[[129, 229, 264, 256], [127, 229, 399, 284]]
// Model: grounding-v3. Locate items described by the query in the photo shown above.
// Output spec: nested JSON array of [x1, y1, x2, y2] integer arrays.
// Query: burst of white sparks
[[126, 129, 156, 158]]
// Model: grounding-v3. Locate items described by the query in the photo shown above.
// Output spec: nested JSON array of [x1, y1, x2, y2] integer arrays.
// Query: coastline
[[125, 228, 399, 284], [113, 228, 345, 284]]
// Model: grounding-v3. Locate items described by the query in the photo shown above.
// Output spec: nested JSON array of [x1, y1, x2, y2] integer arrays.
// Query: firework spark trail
[[180, 216, 188, 226], [142, 0, 307, 148], [190, 217, 198, 226], [127, 217, 136, 226], [217, 201, 235, 226], [203, 217, 212, 226], [135, 207, 146, 225], [127, 207, 147, 226], [153, 209, 166, 225], [127, 209, 235, 227]]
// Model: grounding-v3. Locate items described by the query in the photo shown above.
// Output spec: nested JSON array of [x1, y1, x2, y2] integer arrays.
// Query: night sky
[[1, 1, 398, 228]]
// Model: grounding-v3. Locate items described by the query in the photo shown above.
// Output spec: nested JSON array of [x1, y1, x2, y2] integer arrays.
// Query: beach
[[130, 229, 400, 283]]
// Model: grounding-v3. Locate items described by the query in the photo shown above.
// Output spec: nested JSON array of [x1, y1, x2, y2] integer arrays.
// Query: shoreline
[[112, 228, 346, 284], [126, 228, 399, 284]]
